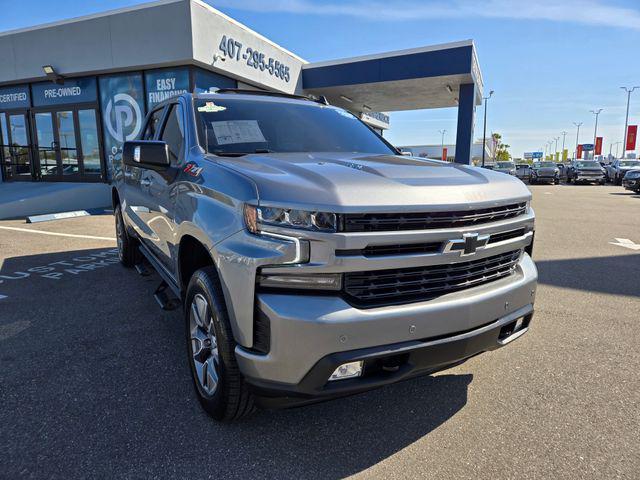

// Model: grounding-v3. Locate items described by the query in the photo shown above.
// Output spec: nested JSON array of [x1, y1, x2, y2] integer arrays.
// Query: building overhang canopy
[[301, 41, 483, 114]]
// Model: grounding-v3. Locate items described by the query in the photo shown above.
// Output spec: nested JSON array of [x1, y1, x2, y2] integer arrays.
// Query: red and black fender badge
[[183, 162, 203, 177]]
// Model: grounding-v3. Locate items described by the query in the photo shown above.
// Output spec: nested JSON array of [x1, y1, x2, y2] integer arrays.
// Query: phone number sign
[[218, 35, 291, 83]]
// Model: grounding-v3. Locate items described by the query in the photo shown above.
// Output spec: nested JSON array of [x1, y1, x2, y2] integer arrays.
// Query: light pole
[[590, 108, 603, 159], [554, 136, 560, 161], [610, 141, 622, 159], [573, 122, 583, 159], [481, 90, 494, 167], [621, 87, 639, 159], [438, 129, 447, 160], [561, 131, 567, 161]]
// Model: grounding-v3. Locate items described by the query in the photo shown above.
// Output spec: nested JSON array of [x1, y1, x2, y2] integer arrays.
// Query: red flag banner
[[577, 144, 583, 159], [442, 147, 448, 161], [595, 137, 603, 155], [627, 125, 638, 151]]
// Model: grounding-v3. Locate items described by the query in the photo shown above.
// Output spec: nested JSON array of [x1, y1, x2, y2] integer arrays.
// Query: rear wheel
[[115, 204, 141, 267], [185, 267, 255, 421]]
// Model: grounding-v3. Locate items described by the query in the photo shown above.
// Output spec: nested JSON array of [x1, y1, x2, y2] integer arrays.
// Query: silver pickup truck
[[113, 91, 537, 421]]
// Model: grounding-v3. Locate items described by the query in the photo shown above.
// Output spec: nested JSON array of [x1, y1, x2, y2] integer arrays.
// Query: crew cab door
[[124, 106, 166, 242], [143, 102, 186, 274]]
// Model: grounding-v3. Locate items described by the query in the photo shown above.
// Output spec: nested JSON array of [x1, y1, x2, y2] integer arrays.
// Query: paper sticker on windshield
[[197, 102, 226, 113], [210, 120, 266, 145]]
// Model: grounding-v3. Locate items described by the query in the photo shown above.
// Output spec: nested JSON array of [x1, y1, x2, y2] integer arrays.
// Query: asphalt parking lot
[[1, 184, 638, 479]]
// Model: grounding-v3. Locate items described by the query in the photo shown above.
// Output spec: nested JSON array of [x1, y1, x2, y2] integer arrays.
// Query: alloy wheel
[[189, 293, 220, 396]]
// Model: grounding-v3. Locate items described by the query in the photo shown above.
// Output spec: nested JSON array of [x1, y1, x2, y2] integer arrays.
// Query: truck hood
[[214, 152, 531, 212]]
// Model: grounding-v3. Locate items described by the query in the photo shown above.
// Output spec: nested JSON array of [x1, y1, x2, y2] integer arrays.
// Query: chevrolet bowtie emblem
[[444, 232, 490, 256]]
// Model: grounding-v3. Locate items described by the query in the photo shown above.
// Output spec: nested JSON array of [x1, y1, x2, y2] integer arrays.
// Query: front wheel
[[185, 267, 255, 421], [115, 204, 141, 267]]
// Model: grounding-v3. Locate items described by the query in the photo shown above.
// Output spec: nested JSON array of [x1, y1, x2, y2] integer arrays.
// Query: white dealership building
[[0, 0, 485, 217]]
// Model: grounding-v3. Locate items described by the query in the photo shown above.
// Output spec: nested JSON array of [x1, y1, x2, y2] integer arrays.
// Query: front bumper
[[533, 174, 557, 183], [575, 173, 605, 182], [623, 178, 640, 190], [235, 253, 537, 404], [248, 305, 534, 408]]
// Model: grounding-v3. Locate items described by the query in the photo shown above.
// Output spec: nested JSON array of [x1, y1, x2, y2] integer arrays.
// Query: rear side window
[[143, 108, 164, 140], [161, 104, 185, 165]]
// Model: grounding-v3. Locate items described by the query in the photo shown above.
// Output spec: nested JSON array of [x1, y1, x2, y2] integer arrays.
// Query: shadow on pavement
[[1, 247, 473, 479], [608, 192, 640, 198], [536, 254, 640, 297]]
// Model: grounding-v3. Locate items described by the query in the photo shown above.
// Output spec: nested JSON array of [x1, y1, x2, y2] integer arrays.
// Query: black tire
[[115, 204, 141, 267], [566, 176, 572, 183], [615, 175, 622, 186], [185, 267, 255, 421]]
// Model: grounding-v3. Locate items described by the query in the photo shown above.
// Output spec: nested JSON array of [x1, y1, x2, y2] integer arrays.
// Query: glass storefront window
[[99, 73, 145, 180], [9, 114, 31, 177], [193, 68, 236, 93], [145, 68, 189, 110], [78, 109, 101, 175], [56, 111, 78, 175], [34, 113, 56, 177]]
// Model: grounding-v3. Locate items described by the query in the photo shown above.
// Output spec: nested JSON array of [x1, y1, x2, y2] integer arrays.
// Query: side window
[[160, 104, 185, 165], [142, 108, 164, 140]]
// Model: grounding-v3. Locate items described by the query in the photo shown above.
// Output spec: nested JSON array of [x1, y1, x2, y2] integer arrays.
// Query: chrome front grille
[[341, 203, 526, 232], [343, 250, 522, 308]]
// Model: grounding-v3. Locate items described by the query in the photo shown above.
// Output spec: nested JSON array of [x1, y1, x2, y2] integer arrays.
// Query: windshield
[[496, 162, 515, 168], [535, 162, 556, 168], [575, 161, 600, 168], [620, 161, 640, 167], [194, 97, 395, 155]]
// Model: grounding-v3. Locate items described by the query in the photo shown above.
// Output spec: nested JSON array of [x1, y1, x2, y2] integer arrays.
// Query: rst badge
[[444, 232, 490, 256]]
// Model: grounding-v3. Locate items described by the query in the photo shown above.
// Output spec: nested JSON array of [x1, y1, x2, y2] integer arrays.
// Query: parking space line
[[0, 225, 115, 242]]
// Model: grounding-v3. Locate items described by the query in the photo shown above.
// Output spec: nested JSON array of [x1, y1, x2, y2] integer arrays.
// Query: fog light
[[329, 361, 363, 381]]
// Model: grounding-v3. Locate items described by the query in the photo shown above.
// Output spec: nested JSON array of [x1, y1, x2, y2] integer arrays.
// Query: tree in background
[[491, 132, 512, 161]]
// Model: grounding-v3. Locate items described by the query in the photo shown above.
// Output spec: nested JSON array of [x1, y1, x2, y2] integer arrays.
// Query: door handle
[[140, 178, 151, 187]]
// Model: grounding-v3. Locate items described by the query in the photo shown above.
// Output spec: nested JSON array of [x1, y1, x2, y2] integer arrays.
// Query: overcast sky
[[2, 0, 640, 157]]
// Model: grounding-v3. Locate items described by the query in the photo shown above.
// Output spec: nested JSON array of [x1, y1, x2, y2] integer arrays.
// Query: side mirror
[[123, 140, 170, 170]]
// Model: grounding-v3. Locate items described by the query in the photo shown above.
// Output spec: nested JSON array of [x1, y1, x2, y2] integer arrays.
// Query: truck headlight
[[244, 205, 337, 233]]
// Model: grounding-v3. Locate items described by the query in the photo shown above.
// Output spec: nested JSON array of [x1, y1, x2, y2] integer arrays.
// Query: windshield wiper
[[211, 151, 249, 157], [210, 149, 273, 157]]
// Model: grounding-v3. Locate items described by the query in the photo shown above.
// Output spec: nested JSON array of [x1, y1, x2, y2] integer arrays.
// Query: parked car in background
[[556, 163, 570, 181], [566, 160, 606, 185], [622, 169, 640, 193], [481, 164, 495, 170], [494, 161, 516, 176], [530, 161, 559, 184], [516, 164, 531, 182], [606, 159, 640, 185]]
